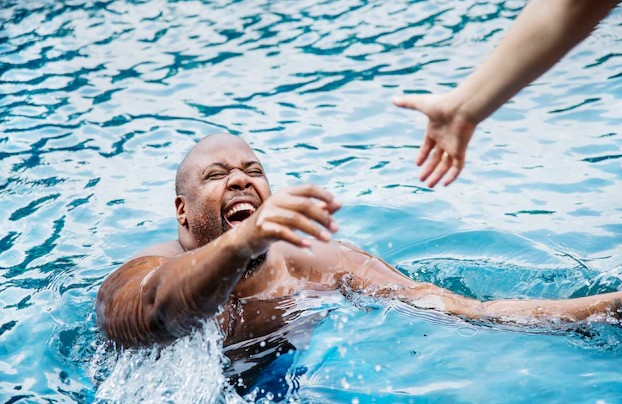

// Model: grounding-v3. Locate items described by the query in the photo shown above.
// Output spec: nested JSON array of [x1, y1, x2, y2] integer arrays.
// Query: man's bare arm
[[318, 242, 622, 323], [96, 185, 341, 347], [481, 293, 622, 322], [365, 269, 622, 323], [96, 231, 254, 346]]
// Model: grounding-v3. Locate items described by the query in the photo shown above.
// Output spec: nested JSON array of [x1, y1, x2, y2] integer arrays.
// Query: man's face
[[180, 135, 271, 245]]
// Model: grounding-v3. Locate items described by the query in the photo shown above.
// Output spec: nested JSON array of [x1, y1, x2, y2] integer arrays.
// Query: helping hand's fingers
[[426, 152, 452, 188], [442, 159, 464, 187], [393, 92, 477, 188], [419, 148, 443, 182], [416, 133, 434, 167], [392, 95, 421, 110]]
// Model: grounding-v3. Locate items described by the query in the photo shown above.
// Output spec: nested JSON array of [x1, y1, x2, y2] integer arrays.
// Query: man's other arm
[[318, 241, 622, 323]]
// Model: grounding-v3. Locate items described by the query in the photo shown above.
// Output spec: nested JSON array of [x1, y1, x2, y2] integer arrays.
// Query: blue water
[[1, 0, 622, 402]]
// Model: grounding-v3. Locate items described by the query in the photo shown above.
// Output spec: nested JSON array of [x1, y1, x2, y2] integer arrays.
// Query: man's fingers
[[316, 198, 342, 215], [287, 185, 341, 210], [261, 208, 331, 241], [269, 208, 332, 242], [261, 222, 311, 248], [324, 198, 342, 214], [280, 196, 338, 233], [426, 152, 452, 188], [255, 185, 342, 250]]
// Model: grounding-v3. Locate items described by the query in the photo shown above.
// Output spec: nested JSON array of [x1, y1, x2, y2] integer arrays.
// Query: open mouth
[[224, 202, 256, 228]]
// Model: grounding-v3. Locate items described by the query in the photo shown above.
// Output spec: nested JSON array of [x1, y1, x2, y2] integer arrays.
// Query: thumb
[[392, 94, 428, 111]]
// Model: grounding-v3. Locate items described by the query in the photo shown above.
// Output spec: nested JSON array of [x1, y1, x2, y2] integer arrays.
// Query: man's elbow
[[96, 280, 164, 347], [148, 286, 215, 340]]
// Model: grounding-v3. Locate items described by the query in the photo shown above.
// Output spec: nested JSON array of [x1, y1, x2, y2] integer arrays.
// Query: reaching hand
[[393, 94, 477, 187], [238, 184, 341, 254]]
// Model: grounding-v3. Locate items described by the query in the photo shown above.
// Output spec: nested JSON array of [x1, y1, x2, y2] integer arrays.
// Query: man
[[97, 133, 621, 348]]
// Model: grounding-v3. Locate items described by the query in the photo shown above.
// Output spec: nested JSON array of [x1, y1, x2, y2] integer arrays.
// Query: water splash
[[89, 320, 243, 403]]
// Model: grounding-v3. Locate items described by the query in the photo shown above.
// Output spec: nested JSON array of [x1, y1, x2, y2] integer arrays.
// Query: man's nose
[[227, 170, 252, 190]]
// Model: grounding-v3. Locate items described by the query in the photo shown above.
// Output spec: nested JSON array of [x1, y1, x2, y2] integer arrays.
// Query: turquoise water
[[1, 0, 622, 401]]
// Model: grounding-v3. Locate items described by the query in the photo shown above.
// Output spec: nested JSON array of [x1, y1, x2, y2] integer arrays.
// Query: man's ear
[[175, 196, 188, 226]]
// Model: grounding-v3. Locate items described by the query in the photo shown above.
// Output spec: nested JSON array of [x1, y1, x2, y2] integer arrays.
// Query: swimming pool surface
[[1, 0, 621, 402]]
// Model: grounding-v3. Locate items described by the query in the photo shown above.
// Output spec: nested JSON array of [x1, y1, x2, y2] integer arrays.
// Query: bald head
[[173, 133, 270, 249], [175, 133, 259, 196]]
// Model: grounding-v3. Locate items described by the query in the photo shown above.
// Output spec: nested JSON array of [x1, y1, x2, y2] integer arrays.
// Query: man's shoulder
[[98, 241, 182, 302], [105, 241, 181, 284], [132, 240, 185, 259]]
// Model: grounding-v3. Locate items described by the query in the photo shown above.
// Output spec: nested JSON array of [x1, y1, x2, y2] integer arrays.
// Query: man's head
[[175, 133, 271, 249]]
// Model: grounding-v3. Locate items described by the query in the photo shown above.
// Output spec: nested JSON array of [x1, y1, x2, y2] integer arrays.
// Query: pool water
[[1, 0, 621, 402]]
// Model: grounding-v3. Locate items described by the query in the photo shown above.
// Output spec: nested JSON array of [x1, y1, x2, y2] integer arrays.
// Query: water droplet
[[456, 326, 478, 337]]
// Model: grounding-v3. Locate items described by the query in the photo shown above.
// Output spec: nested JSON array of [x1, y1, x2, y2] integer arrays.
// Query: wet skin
[[97, 134, 622, 351]]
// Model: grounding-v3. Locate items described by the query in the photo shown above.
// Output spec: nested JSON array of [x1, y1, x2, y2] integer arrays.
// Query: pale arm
[[393, 0, 618, 187]]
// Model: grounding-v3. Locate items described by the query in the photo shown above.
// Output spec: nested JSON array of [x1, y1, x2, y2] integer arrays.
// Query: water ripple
[[1, 0, 621, 401]]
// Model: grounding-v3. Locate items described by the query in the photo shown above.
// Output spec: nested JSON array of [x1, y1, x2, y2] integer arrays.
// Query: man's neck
[[178, 225, 200, 252], [244, 252, 268, 278]]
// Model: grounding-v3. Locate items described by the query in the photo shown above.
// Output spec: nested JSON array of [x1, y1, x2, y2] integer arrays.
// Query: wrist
[[226, 220, 267, 259], [447, 88, 484, 126]]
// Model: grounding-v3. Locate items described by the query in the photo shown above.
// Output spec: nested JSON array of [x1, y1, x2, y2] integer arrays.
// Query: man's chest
[[232, 255, 343, 300]]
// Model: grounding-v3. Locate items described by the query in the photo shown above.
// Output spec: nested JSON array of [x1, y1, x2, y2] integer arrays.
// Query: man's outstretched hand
[[236, 184, 341, 255], [393, 94, 477, 187]]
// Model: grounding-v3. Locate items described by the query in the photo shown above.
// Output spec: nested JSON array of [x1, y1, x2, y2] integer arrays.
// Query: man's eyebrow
[[244, 161, 262, 168], [205, 162, 229, 169]]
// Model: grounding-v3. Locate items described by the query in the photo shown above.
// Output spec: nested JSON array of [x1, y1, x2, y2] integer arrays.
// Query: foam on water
[[90, 320, 242, 402]]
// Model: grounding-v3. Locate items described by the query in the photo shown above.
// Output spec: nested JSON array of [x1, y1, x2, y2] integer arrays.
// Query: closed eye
[[246, 169, 263, 177], [206, 172, 227, 180]]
